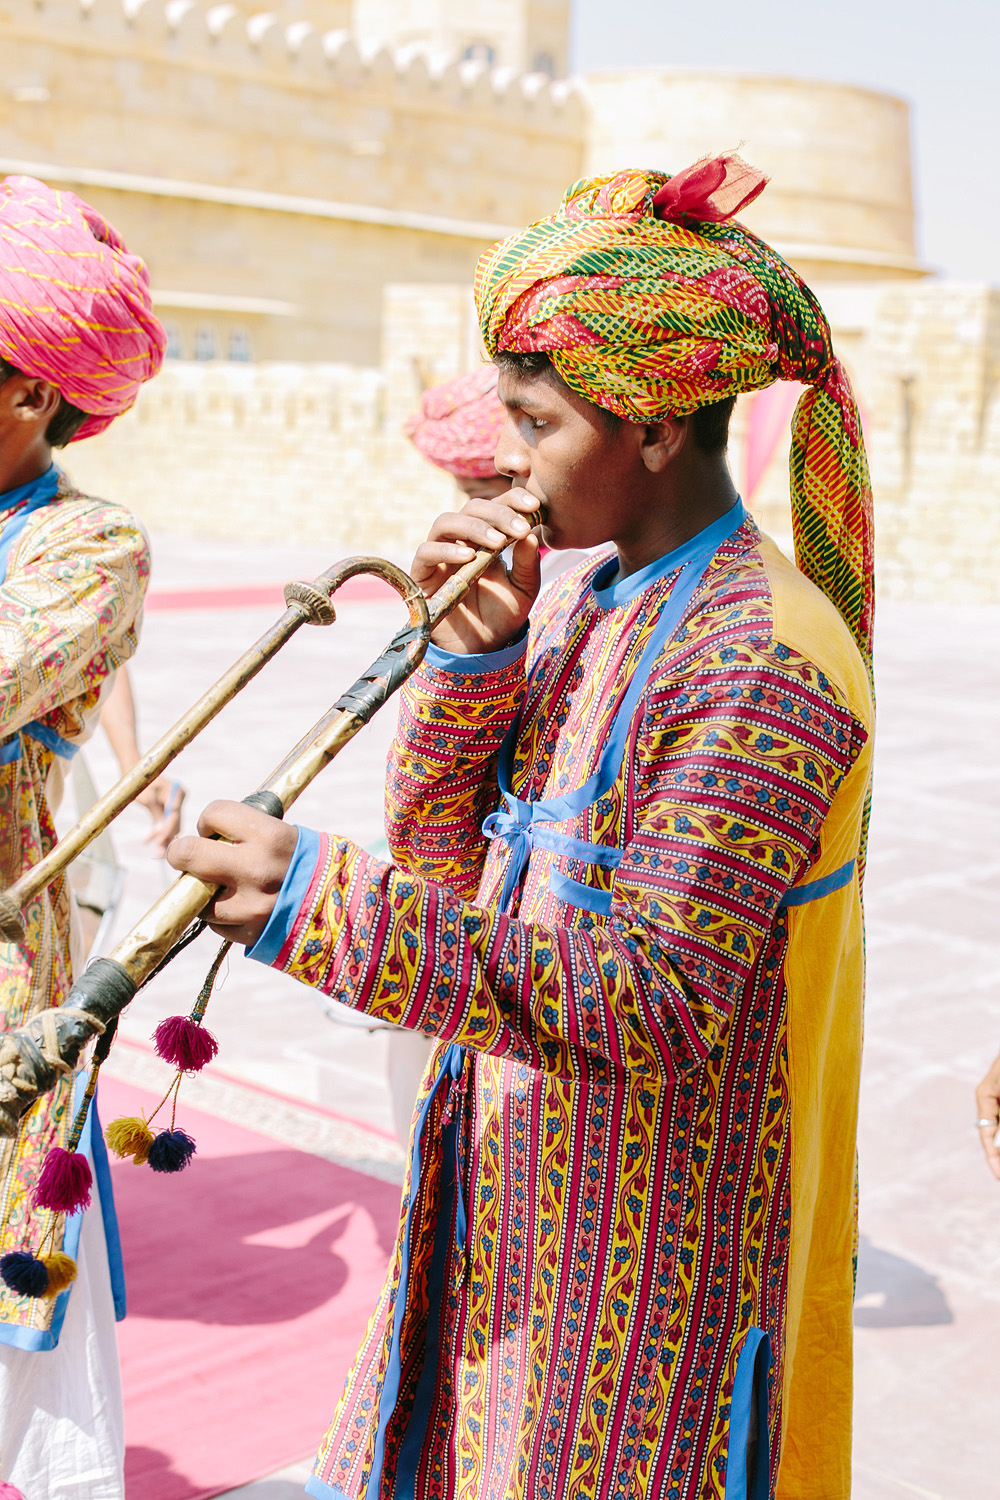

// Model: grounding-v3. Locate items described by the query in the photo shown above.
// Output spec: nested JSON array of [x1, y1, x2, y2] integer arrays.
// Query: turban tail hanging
[[0, 176, 166, 439], [474, 155, 875, 685]]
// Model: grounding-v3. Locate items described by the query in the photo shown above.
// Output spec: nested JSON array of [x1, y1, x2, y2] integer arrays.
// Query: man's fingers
[[412, 541, 478, 573], [193, 798, 275, 843], [165, 832, 239, 887]]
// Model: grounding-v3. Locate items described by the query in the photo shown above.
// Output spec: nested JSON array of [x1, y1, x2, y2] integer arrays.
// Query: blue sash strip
[[778, 859, 855, 909]]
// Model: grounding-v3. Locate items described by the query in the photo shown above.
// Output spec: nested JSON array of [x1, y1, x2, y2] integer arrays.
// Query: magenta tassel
[[0, 1481, 27, 1498], [31, 1147, 92, 1213], [153, 1015, 219, 1072]]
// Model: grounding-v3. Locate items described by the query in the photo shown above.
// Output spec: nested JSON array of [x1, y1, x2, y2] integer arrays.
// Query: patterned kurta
[[0, 468, 149, 1344], [254, 513, 873, 1500]]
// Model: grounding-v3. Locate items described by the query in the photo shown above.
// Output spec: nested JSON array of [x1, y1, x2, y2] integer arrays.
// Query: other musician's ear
[[1, 372, 63, 429]]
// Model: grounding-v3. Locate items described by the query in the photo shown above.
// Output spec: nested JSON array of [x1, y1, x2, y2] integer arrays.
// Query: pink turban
[[404, 365, 505, 479], [0, 176, 166, 440]]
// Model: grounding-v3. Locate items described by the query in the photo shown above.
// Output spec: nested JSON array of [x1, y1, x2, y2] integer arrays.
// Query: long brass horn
[[0, 545, 497, 1136]]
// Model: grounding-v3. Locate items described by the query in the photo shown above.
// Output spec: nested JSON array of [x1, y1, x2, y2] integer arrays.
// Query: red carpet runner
[[104, 1077, 401, 1500]]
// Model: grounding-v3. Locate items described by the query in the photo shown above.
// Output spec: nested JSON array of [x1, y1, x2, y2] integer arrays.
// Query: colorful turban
[[404, 365, 505, 479], [475, 155, 874, 681], [0, 176, 166, 440]]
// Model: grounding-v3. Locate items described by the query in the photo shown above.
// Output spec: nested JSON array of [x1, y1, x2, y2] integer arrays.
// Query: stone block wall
[[867, 284, 1000, 603], [0, 0, 583, 364], [60, 285, 473, 561]]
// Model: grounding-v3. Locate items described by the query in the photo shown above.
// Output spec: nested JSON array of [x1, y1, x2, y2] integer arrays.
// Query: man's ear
[[639, 415, 687, 473], [3, 375, 61, 429]]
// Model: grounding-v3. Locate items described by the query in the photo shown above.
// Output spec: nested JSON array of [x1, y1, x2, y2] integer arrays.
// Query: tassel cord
[[191, 940, 231, 1023]]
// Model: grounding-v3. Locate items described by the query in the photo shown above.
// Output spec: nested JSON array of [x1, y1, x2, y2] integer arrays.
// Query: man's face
[[494, 366, 648, 551]]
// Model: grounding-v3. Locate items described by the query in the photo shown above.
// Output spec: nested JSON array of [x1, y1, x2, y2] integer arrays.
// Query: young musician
[[170, 157, 874, 1499], [0, 176, 164, 1497]]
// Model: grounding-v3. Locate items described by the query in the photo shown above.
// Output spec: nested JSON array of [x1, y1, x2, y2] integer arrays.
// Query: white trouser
[[0, 1192, 124, 1500]]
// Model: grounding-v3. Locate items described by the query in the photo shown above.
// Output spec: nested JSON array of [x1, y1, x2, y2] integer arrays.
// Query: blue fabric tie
[[483, 501, 749, 914]]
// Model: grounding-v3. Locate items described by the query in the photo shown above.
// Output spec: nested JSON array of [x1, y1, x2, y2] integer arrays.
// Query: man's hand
[[975, 1051, 1000, 1181], [166, 800, 298, 948], [412, 487, 542, 655]]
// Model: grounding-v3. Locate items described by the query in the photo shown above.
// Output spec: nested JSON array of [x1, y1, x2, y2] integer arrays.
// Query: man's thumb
[[508, 532, 542, 599]]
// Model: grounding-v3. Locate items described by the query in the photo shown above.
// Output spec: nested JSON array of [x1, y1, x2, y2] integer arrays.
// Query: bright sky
[[571, 0, 997, 283]]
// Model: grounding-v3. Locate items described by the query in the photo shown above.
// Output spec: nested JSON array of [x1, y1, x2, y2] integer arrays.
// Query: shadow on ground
[[854, 1235, 953, 1328]]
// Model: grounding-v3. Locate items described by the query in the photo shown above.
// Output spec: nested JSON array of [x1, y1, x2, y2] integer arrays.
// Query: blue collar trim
[[0, 466, 61, 585], [590, 499, 747, 609], [0, 464, 59, 514]]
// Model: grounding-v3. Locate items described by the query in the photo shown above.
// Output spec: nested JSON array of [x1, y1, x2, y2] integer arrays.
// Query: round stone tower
[[582, 71, 925, 285]]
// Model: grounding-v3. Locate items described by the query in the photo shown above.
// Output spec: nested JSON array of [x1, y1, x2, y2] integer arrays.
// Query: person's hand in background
[[100, 667, 185, 856], [975, 1050, 1000, 1181]]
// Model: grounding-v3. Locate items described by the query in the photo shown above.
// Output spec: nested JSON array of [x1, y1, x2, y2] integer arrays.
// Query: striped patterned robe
[[0, 470, 149, 1344], [258, 513, 873, 1500]]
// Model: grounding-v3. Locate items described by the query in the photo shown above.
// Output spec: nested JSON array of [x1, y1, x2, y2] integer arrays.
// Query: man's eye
[[530, 417, 548, 430]]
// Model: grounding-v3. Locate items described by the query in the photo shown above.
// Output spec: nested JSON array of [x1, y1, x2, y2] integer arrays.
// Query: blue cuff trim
[[245, 826, 322, 966], [779, 858, 855, 909], [424, 624, 528, 675]]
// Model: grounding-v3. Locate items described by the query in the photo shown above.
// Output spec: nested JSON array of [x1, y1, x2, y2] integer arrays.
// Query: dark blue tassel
[[147, 1129, 196, 1174], [1, 1251, 49, 1298]]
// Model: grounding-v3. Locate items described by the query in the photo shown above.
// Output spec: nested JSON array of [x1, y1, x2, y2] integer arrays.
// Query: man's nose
[[494, 413, 530, 482]]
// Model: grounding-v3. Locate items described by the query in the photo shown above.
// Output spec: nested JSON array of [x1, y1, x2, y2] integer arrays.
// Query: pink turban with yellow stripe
[[0, 176, 166, 440], [404, 365, 505, 479]]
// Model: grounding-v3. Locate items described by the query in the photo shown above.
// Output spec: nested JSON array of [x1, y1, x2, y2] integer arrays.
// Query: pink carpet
[[103, 1076, 401, 1500], [145, 575, 399, 612]]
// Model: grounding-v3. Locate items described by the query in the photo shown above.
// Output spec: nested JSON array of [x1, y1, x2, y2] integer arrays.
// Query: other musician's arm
[[0, 502, 149, 735]]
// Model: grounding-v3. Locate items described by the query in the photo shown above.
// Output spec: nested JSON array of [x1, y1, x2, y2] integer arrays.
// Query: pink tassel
[[31, 1147, 92, 1213], [0, 1482, 27, 1498], [153, 1015, 219, 1073]]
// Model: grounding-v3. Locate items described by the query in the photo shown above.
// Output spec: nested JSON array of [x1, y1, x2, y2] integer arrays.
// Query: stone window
[[228, 327, 254, 362], [462, 41, 495, 65], [194, 326, 217, 361]]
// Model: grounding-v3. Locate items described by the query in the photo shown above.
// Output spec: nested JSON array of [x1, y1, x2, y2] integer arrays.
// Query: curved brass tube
[[0, 556, 426, 944], [0, 544, 497, 1135]]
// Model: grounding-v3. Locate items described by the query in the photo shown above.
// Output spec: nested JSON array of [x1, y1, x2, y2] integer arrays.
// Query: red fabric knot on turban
[[651, 152, 769, 227], [404, 365, 505, 479], [0, 176, 166, 440]]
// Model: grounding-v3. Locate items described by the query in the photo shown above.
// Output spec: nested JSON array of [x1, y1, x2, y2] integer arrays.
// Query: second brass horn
[[0, 555, 424, 944], [0, 542, 499, 1136]]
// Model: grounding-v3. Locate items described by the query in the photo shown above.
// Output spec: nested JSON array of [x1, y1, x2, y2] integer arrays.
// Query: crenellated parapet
[[0, 0, 581, 123]]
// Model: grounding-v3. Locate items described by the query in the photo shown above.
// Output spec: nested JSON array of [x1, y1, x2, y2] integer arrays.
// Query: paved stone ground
[[77, 534, 1000, 1499]]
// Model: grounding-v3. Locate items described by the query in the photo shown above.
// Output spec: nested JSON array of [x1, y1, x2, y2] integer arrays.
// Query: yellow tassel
[[39, 1252, 77, 1297], [105, 1115, 155, 1165]]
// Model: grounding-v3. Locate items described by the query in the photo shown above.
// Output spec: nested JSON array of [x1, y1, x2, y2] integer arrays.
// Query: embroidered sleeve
[[267, 639, 869, 1082], [385, 639, 527, 899], [0, 500, 150, 738]]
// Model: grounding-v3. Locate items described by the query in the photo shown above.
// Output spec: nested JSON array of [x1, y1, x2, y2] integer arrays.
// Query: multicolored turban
[[404, 365, 505, 479], [0, 176, 166, 440], [475, 154, 874, 679]]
